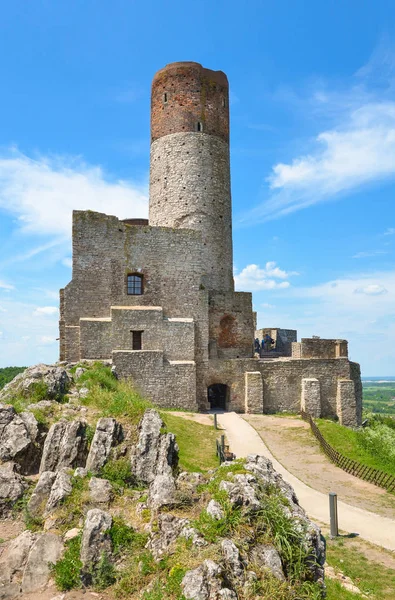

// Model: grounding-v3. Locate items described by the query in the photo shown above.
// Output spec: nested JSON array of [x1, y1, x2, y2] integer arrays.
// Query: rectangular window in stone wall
[[132, 331, 143, 350], [127, 274, 143, 295]]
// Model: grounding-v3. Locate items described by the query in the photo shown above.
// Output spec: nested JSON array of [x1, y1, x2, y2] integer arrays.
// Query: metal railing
[[301, 411, 395, 493]]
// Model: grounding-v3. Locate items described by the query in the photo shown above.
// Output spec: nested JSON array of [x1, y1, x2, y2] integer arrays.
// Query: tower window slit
[[197, 121, 203, 132]]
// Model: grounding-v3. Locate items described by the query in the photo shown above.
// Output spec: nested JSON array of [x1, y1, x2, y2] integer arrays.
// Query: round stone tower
[[149, 61, 234, 293]]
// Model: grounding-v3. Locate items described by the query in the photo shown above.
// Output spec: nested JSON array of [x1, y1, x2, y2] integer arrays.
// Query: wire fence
[[301, 411, 395, 493]]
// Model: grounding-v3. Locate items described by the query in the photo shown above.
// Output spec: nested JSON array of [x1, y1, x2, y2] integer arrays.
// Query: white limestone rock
[[21, 533, 64, 594], [27, 470, 57, 518], [0, 364, 70, 402], [148, 473, 177, 510], [85, 417, 123, 474], [0, 463, 28, 518], [249, 543, 285, 581], [80, 509, 112, 585], [44, 469, 72, 516], [39, 419, 87, 473], [131, 409, 178, 484], [206, 499, 224, 520], [88, 477, 113, 504], [0, 405, 41, 474]]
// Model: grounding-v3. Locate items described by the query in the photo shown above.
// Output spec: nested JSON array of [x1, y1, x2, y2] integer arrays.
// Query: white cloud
[[261, 303, 275, 309], [0, 149, 148, 237], [33, 306, 59, 316], [62, 258, 72, 268], [352, 250, 387, 259], [260, 103, 395, 220], [0, 280, 14, 291], [235, 262, 296, 291], [0, 331, 3, 338], [37, 335, 56, 345], [241, 45, 395, 224], [354, 284, 388, 296], [384, 228, 395, 236]]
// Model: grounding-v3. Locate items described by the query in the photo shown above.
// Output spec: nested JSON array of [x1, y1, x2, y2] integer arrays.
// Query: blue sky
[[0, 0, 395, 375]]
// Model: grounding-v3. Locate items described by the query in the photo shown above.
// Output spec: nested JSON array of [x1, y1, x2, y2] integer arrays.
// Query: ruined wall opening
[[208, 384, 228, 410]]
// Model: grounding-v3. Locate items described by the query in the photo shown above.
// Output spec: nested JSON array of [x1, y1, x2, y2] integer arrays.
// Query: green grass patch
[[109, 517, 148, 556], [101, 457, 136, 488], [52, 534, 83, 591], [326, 537, 395, 599], [316, 418, 395, 477], [79, 363, 152, 426], [160, 413, 218, 472]]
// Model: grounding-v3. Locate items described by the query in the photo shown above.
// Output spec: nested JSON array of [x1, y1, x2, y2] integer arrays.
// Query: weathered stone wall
[[112, 350, 198, 410], [336, 379, 357, 427], [298, 338, 349, 359], [245, 371, 264, 413], [301, 378, 321, 417], [149, 132, 233, 293], [209, 291, 254, 359], [62, 211, 210, 364], [80, 319, 112, 360], [151, 62, 229, 143]]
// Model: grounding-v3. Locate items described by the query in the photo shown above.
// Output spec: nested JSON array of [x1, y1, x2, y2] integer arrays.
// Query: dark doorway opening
[[208, 384, 228, 410]]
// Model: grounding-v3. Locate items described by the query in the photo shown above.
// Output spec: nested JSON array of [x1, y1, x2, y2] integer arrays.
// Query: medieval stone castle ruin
[[59, 61, 362, 426]]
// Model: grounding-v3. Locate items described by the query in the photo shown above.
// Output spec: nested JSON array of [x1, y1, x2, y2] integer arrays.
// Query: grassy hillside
[[0, 366, 26, 390], [316, 417, 395, 477], [363, 379, 395, 415]]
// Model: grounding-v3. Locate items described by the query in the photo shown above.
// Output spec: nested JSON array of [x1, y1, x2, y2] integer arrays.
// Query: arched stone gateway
[[208, 384, 228, 411]]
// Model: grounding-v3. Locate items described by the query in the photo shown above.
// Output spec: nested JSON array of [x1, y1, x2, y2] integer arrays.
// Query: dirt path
[[218, 412, 395, 551], [243, 414, 395, 519]]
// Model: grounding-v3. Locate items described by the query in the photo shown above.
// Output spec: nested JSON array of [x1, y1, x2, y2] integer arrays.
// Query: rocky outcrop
[[221, 539, 244, 581], [39, 419, 87, 473], [85, 417, 123, 474], [27, 471, 57, 518], [44, 469, 72, 516], [0, 463, 28, 518], [249, 543, 285, 581], [182, 560, 236, 600], [0, 530, 63, 598], [80, 509, 113, 584], [131, 409, 178, 484], [244, 454, 325, 584], [0, 364, 70, 402], [148, 473, 177, 510], [206, 499, 224, 521], [0, 405, 41, 475], [21, 533, 64, 594], [89, 477, 113, 504], [147, 513, 189, 559]]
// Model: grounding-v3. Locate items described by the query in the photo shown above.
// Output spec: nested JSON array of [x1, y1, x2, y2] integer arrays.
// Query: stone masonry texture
[[59, 61, 362, 424]]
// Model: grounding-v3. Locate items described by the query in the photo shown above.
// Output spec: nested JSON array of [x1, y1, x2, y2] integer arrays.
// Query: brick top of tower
[[151, 61, 229, 143]]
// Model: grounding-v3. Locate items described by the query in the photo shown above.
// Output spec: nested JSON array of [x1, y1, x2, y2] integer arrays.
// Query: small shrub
[[24, 510, 44, 532], [101, 458, 135, 488], [52, 534, 82, 591], [109, 517, 148, 556], [91, 552, 116, 590]]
